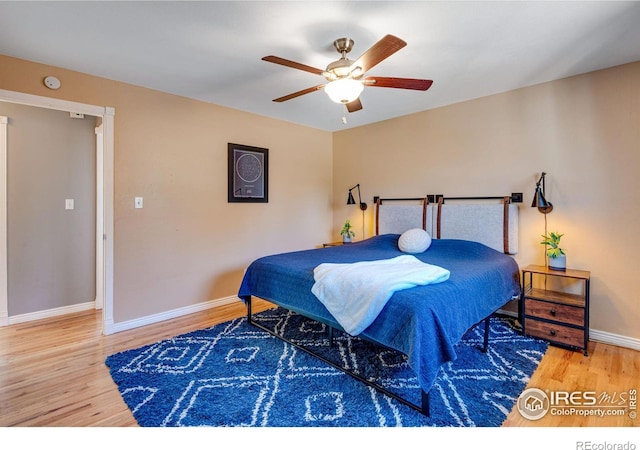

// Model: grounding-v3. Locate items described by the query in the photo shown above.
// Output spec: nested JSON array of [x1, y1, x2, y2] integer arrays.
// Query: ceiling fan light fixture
[[324, 78, 364, 104]]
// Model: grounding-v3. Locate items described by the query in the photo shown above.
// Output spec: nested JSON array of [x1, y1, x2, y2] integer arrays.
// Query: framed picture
[[228, 143, 269, 203]]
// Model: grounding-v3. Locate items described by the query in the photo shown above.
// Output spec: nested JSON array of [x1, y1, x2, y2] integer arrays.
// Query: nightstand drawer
[[524, 318, 584, 349], [524, 299, 584, 327]]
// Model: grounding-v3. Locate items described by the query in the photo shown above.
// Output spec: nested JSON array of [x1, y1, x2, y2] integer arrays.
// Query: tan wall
[[0, 55, 333, 323], [1, 102, 96, 316], [333, 61, 640, 340]]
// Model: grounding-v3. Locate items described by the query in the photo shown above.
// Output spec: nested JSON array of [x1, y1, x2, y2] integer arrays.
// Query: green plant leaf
[[541, 231, 565, 254], [340, 219, 354, 236]]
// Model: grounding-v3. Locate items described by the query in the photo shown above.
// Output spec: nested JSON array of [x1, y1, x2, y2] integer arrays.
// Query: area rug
[[105, 307, 547, 427]]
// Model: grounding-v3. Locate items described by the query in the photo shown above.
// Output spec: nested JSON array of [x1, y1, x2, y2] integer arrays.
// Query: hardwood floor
[[0, 300, 273, 427], [1, 300, 638, 427], [503, 340, 639, 427]]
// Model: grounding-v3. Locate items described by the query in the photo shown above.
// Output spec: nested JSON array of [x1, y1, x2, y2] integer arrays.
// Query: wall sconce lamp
[[531, 172, 553, 214], [532, 172, 556, 270], [347, 184, 368, 211]]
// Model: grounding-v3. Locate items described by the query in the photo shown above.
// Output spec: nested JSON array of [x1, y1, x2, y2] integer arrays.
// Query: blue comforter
[[238, 234, 521, 394]]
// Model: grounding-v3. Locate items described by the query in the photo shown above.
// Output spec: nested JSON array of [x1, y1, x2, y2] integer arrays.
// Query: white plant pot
[[548, 254, 566, 271], [342, 234, 352, 243]]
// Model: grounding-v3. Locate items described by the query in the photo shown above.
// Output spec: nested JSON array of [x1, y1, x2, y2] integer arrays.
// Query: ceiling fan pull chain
[[342, 104, 348, 124]]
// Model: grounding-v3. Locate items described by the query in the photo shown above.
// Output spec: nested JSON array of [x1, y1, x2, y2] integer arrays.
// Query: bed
[[237, 195, 521, 415]]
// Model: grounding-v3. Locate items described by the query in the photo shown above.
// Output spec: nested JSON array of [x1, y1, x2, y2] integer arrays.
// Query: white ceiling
[[2, 1, 640, 132]]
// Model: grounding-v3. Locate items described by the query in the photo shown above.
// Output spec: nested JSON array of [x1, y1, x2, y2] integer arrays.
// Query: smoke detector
[[43, 76, 61, 90]]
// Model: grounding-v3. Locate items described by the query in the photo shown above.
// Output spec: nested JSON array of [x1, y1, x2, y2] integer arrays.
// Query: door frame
[[0, 89, 115, 334]]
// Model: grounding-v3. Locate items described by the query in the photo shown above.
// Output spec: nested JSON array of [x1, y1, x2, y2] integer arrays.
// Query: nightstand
[[322, 241, 351, 248], [520, 264, 590, 355]]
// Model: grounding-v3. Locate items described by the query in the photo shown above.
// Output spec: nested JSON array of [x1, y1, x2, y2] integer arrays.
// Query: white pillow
[[398, 228, 432, 253]]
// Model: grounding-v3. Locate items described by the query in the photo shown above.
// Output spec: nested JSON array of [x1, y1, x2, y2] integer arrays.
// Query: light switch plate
[[65, 199, 74, 210], [134, 197, 143, 209]]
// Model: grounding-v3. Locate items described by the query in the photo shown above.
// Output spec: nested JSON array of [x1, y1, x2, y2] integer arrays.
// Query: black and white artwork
[[228, 143, 268, 203]]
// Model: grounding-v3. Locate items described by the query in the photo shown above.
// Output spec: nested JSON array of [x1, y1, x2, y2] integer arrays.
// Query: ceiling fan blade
[[262, 55, 325, 76], [364, 77, 433, 91], [346, 98, 363, 113], [352, 35, 407, 73], [272, 85, 325, 102]]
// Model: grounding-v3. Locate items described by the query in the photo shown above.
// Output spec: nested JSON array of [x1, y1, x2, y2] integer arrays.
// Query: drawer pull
[[550, 308, 557, 316], [549, 329, 557, 336]]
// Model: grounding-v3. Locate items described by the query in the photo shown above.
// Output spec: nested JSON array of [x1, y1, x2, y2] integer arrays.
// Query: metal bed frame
[[246, 296, 492, 417]]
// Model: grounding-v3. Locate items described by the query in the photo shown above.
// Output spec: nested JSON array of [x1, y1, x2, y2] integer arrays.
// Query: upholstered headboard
[[375, 197, 431, 235], [376, 195, 519, 254]]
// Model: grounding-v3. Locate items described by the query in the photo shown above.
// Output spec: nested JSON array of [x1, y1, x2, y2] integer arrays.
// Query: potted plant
[[540, 231, 566, 271], [340, 219, 355, 243]]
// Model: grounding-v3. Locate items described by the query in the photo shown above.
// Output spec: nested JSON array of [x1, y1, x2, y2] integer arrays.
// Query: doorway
[[0, 89, 114, 333]]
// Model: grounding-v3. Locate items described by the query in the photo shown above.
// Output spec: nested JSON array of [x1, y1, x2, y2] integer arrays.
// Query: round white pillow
[[398, 228, 432, 254]]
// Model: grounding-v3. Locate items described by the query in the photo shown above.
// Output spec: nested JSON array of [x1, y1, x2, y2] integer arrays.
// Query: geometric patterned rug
[[105, 306, 548, 427]]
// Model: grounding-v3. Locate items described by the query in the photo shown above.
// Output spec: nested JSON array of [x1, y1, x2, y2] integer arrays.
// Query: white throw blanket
[[311, 255, 450, 336]]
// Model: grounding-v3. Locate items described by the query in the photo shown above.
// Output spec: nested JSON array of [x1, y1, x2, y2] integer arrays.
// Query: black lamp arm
[[536, 172, 547, 189], [348, 184, 368, 211]]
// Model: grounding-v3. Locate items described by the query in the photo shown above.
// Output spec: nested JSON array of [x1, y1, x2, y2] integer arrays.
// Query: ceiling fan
[[262, 34, 433, 114]]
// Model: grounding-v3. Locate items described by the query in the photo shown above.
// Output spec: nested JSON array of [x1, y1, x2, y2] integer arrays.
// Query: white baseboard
[[590, 329, 640, 351], [5, 301, 96, 325], [102, 295, 242, 335], [496, 308, 518, 318]]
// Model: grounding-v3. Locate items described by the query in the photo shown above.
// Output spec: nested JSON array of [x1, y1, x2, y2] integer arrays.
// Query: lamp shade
[[532, 187, 553, 213], [532, 172, 554, 214], [325, 78, 364, 104], [347, 191, 356, 205]]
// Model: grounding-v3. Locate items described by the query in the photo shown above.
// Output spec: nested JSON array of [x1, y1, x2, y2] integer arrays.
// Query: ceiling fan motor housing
[[326, 58, 354, 79], [334, 38, 354, 54], [326, 38, 361, 80]]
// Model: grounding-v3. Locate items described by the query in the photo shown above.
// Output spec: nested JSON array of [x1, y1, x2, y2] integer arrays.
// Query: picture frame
[[228, 143, 269, 203]]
